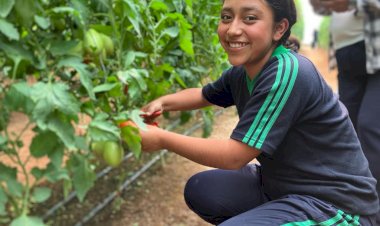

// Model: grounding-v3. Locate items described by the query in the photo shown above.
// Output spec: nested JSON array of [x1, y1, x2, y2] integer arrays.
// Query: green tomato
[[100, 33, 114, 56], [52, 18, 66, 31], [84, 29, 104, 56], [103, 141, 124, 167], [91, 141, 106, 156]]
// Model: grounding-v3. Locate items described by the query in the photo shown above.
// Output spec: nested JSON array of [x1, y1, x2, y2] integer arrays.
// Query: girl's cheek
[[217, 25, 226, 42]]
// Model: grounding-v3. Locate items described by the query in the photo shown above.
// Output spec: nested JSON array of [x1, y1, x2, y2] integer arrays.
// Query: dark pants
[[336, 40, 380, 224], [184, 165, 376, 225]]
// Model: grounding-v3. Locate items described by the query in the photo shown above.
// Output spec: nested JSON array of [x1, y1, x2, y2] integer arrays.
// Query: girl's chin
[[227, 57, 246, 66]]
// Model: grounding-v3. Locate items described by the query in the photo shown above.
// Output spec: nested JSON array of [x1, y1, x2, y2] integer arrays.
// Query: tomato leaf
[[45, 163, 70, 183], [129, 109, 147, 130], [0, 41, 34, 69], [70, 0, 91, 24], [58, 57, 95, 100], [30, 131, 61, 158], [4, 82, 34, 114], [31, 167, 45, 181], [50, 40, 79, 56], [7, 180, 23, 198], [179, 29, 194, 56], [0, 0, 15, 18], [14, 0, 38, 27], [0, 18, 19, 40], [0, 164, 22, 198], [10, 214, 45, 226], [118, 69, 148, 91], [47, 145, 65, 168], [32, 82, 80, 122], [120, 126, 141, 158], [161, 26, 179, 38], [0, 135, 6, 146], [31, 187, 52, 203], [68, 154, 96, 202], [34, 15, 50, 30], [88, 118, 120, 142], [0, 186, 7, 216], [0, 163, 16, 182], [123, 0, 142, 37], [123, 51, 135, 67], [149, 0, 169, 11], [45, 115, 76, 150], [0, 164, 20, 199], [93, 83, 118, 93]]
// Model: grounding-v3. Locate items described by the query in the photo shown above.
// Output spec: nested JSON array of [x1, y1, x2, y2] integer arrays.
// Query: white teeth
[[229, 42, 247, 48]]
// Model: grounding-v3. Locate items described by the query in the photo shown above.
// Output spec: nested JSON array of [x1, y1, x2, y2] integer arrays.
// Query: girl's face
[[218, 0, 287, 76]]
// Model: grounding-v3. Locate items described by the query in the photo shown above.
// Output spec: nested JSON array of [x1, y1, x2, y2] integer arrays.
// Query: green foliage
[[0, 0, 224, 224], [292, 0, 304, 41], [318, 16, 331, 49]]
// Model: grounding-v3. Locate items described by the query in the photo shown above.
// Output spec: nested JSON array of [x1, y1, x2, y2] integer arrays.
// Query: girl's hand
[[140, 110, 161, 126], [139, 125, 163, 152], [141, 100, 164, 116], [119, 120, 163, 152]]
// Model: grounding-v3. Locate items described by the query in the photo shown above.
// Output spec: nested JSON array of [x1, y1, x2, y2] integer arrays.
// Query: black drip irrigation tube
[[43, 109, 223, 225]]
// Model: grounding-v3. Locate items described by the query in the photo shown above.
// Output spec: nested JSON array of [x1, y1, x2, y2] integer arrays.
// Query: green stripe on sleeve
[[248, 56, 290, 146], [249, 53, 292, 147], [254, 52, 299, 148], [242, 55, 285, 144]]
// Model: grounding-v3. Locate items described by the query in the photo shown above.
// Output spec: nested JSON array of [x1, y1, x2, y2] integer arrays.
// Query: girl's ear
[[273, 18, 289, 41]]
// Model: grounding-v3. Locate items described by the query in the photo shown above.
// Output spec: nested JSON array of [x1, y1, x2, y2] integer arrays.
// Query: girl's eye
[[244, 15, 257, 22], [220, 14, 232, 22]]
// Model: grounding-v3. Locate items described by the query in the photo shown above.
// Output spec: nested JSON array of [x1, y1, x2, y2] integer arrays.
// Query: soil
[[2, 46, 337, 226]]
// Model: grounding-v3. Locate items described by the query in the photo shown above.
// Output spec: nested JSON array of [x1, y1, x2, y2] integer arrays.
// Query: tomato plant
[[0, 0, 227, 225]]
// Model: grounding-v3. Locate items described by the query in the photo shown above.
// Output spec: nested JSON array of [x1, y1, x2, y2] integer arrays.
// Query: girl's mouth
[[228, 42, 248, 48]]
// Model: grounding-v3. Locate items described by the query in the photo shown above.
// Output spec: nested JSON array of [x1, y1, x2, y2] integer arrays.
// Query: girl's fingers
[[140, 110, 162, 119]]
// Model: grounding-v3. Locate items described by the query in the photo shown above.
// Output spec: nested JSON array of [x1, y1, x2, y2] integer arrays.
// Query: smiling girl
[[138, 0, 379, 225]]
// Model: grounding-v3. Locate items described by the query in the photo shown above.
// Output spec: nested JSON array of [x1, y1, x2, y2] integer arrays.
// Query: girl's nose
[[227, 20, 243, 37]]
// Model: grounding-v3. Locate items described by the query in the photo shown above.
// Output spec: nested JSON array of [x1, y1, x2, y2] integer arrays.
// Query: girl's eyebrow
[[221, 6, 263, 14], [221, 7, 233, 14]]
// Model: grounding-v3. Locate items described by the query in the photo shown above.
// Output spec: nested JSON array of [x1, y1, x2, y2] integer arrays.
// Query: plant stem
[[14, 150, 30, 215], [108, 0, 122, 69], [3, 129, 18, 165], [11, 60, 20, 82], [2, 184, 20, 217], [10, 121, 32, 215]]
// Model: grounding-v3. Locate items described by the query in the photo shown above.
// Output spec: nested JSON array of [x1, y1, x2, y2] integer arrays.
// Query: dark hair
[[284, 35, 300, 52], [265, 0, 297, 45]]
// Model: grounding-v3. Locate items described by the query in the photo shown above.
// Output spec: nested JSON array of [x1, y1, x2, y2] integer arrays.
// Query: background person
[[310, 0, 380, 224]]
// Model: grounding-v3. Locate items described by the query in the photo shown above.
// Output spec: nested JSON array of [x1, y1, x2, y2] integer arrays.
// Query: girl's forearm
[[159, 88, 212, 111], [155, 129, 260, 169]]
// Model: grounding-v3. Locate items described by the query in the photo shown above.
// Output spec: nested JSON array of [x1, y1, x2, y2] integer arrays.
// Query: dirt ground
[[90, 46, 338, 226], [2, 46, 337, 226]]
